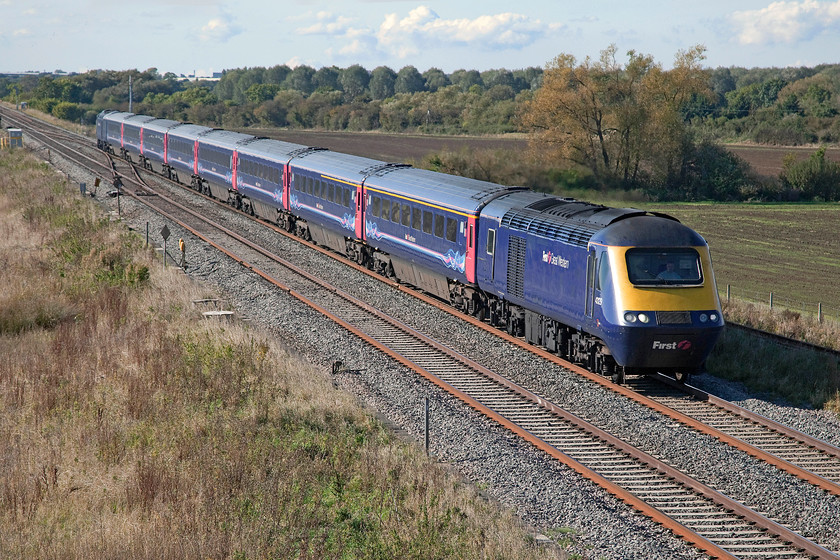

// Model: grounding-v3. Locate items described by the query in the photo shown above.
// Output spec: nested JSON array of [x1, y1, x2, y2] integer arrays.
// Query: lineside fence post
[[424, 397, 430, 457]]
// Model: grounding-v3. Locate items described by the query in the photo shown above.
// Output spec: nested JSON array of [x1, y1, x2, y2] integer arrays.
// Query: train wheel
[[601, 356, 623, 384], [473, 305, 486, 321]]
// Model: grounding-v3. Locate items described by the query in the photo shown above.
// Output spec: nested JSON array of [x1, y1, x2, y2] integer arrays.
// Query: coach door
[[585, 249, 596, 318], [355, 183, 365, 239]]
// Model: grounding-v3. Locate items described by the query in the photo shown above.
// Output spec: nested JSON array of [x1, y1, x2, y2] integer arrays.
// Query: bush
[[779, 146, 840, 200], [51, 101, 84, 122]]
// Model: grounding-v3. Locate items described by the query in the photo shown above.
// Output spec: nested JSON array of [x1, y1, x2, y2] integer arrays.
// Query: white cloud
[[731, 0, 840, 45], [13, 28, 31, 37], [376, 6, 555, 57], [297, 11, 357, 35], [199, 15, 242, 42], [295, 5, 561, 61]]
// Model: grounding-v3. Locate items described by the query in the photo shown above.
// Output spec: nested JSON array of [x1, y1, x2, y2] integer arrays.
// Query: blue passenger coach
[[96, 111, 133, 154], [120, 114, 156, 161], [195, 129, 255, 202], [287, 150, 384, 255], [137, 118, 181, 173], [164, 123, 213, 186], [363, 168, 522, 304], [235, 138, 308, 225]]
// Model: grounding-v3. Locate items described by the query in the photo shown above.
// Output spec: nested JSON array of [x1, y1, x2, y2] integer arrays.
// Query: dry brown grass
[[706, 301, 840, 412], [0, 148, 559, 559], [722, 300, 840, 352]]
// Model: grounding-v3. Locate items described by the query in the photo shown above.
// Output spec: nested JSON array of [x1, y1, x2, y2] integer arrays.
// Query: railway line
[[5, 105, 840, 559]]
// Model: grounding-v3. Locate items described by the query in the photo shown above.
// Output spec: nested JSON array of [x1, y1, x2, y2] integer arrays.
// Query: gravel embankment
[[45, 145, 840, 560]]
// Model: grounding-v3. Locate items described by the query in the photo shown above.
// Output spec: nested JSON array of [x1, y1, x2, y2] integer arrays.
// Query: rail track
[[5, 105, 840, 559]]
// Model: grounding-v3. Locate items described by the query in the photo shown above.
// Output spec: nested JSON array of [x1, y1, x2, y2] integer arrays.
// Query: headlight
[[624, 312, 637, 323], [637, 313, 650, 324], [699, 313, 709, 323], [710, 312, 719, 322]]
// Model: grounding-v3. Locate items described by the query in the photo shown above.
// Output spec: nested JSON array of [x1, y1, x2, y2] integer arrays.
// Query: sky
[[1, 0, 840, 76]]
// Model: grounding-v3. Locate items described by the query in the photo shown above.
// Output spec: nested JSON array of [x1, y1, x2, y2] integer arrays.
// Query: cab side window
[[597, 252, 610, 290]]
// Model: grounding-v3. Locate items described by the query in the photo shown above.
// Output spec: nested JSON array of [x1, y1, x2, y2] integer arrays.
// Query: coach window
[[401, 204, 411, 226], [445, 217, 458, 243], [371, 196, 381, 217], [343, 188, 351, 208], [422, 210, 433, 234], [391, 201, 401, 223], [486, 229, 496, 255], [434, 214, 445, 238], [381, 199, 391, 221], [412, 207, 421, 230], [326, 183, 333, 202]]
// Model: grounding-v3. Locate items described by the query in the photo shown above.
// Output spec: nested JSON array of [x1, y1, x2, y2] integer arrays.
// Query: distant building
[[178, 72, 223, 82]]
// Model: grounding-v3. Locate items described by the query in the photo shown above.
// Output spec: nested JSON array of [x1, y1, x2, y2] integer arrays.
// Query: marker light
[[638, 313, 650, 324], [699, 313, 709, 323], [624, 312, 637, 323]]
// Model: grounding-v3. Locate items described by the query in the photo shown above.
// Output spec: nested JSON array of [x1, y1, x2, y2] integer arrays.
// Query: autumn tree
[[523, 44, 711, 191]]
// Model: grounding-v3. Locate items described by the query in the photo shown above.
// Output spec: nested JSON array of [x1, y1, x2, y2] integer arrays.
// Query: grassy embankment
[[0, 149, 561, 558]]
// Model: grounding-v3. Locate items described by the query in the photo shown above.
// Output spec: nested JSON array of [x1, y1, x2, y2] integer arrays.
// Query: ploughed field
[[251, 128, 840, 316], [246, 128, 528, 163], [252, 128, 840, 176]]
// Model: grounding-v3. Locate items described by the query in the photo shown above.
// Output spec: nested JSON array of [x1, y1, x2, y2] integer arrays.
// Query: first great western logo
[[542, 251, 569, 268]]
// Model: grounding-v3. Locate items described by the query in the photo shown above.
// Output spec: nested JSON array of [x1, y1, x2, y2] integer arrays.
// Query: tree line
[[2, 51, 840, 202]]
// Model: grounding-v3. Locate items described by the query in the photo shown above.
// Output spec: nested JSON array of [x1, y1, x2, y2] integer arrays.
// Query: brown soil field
[[246, 128, 840, 178], [727, 144, 840, 177], [245, 128, 527, 163]]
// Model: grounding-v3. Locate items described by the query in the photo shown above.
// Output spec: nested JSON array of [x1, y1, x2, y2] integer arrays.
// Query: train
[[96, 109, 724, 384]]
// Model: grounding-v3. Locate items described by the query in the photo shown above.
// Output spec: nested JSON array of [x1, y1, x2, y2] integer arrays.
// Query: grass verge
[[705, 301, 840, 412], [0, 148, 559, 559]]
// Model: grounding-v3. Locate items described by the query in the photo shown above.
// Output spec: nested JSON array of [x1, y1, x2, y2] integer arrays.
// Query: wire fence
[[718, 283, 839, 324]]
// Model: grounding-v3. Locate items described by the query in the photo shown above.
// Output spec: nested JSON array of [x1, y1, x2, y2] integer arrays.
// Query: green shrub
[[779, 146, 840, 200]]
